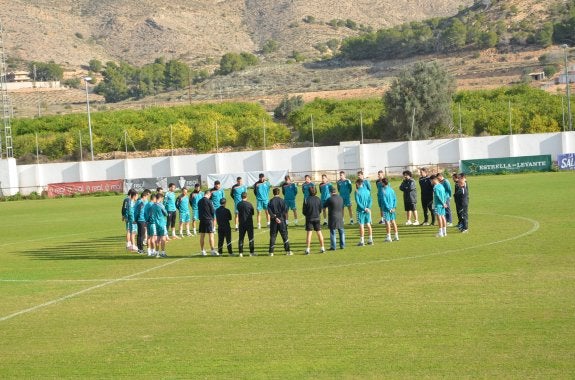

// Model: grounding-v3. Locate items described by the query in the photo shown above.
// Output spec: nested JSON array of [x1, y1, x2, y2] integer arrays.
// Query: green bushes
[[218, 52, 259, 75], [288, 98, 383, 144], [11, 103, 291, 159], [286, 85, 568, 144], [453, 85, 565, 135]]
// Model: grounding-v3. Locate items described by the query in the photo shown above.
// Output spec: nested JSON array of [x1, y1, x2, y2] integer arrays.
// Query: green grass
[[0, 173, 574, 378]]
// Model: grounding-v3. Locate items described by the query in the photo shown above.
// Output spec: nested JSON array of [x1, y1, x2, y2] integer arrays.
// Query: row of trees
[[94, 58, 209, 103], [12, 103, 290, 160], [285, 63, 569, 145], [340, 0, 575, 61], [92, 51, 258, 102]]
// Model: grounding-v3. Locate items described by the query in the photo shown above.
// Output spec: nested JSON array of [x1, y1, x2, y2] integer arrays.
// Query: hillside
[[0, 0, 473, 66]]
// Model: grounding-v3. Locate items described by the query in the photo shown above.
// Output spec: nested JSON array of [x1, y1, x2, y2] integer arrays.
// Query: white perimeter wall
[[7, 131, 575, 195]]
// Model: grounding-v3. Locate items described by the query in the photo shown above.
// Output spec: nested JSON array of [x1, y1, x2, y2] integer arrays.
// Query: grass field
[[0, 172, 574, 378]]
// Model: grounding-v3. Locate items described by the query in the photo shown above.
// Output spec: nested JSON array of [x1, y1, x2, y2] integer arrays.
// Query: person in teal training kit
[[164, 183, 179, 239], [124, 189, 139, 252], [301, 174, 315, 202], [376, 170, 386, 225], [319, 174, 334, 226], [437, 172, 452, 226], [281, 175, 299, 225], [152, 192, 169, 257], [189, 183, 203, 236], [253, 173, 271, 229], [210, 181, 224, 214], [354, 178, 373, 247], [431, 174, 448, 238], [337, 171, 354, 225], [231, 177, 247, 231], [176, 187, 191, 237], [381, 177, 399, 243]]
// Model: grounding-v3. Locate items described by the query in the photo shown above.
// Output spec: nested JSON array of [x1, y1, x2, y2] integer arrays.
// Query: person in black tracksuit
[[267, 188, 292, 256], [215, 198, 233, 255], [454, 173, 469, 232], [418, 168, 434, 225], [198, 190, 216, 256], [302, 186, 325, 254], [399, 170, 419, 225], [236, 192, 255, 256], [452, 173, 462, 228]]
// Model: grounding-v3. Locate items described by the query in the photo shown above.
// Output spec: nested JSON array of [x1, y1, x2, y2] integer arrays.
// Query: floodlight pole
[[310, 115, 315, 147], [458, 103, 463, 137], [170, 124, 174, 156], [84, 77, 94, 160], [188, 66, 192, 105], [508, 100, 512, 135], [263, 118, 266, 150], [562, 96, 566, 131], [562, 44, 573, 131], [35, 133, 39, 164], [360, 111, 364, 144], [410, 108, 415, 141], [215, 121, 219, 152]]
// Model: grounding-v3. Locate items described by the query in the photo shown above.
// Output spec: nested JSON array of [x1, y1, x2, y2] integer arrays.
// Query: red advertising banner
[[47, 179, 124, 198]]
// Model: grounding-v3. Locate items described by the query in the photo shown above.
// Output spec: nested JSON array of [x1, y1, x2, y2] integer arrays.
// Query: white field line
[[0, 258, 185, 323], [0, 228, 270, 322], [0, 215, 539, 323]]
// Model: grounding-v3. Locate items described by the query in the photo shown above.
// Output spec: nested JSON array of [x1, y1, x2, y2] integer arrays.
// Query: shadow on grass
[[19, 225, 439, 261], [19, 235, 151, 261], [18, 235, 301, 260]]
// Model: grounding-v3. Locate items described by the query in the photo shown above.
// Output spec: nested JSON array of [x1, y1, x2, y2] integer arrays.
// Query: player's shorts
[[234, 201, 240, 214], [322, 199, 330, 208], [167, 211, 177, 228], [341, 195, 351, 207], [285, 199, 297, 210], [192, 207, 199, 221], [180, 212, 190, 223], [147, 223, 157, 237], [384, 210, 396, 222], [434, 205, 446, 216], [156, 225, 167, 237], [125, 221, 137, 233], [356, 210, 372, 225], [377, 197, 385, 210], [199, 220, 214, 234], [257, 199, 269, 211], [404, 202, 417, 212], [305, 220, 321, 232]]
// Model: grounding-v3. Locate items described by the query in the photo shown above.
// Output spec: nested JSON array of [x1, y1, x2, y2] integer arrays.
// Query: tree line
[[12, 103, 290, 161], [339, 0, 575, 61], [286, 63, 569, 144]]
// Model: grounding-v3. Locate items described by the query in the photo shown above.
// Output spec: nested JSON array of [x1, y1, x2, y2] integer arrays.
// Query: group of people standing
[[121, 169, 469, 258]]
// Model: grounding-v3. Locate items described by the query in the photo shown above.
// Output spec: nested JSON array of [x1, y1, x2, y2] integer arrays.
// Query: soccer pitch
[[0, 172, 573, 378]]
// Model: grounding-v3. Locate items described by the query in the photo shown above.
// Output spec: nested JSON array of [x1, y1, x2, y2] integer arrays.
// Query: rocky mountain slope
[[1, 0, 472, 66]]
